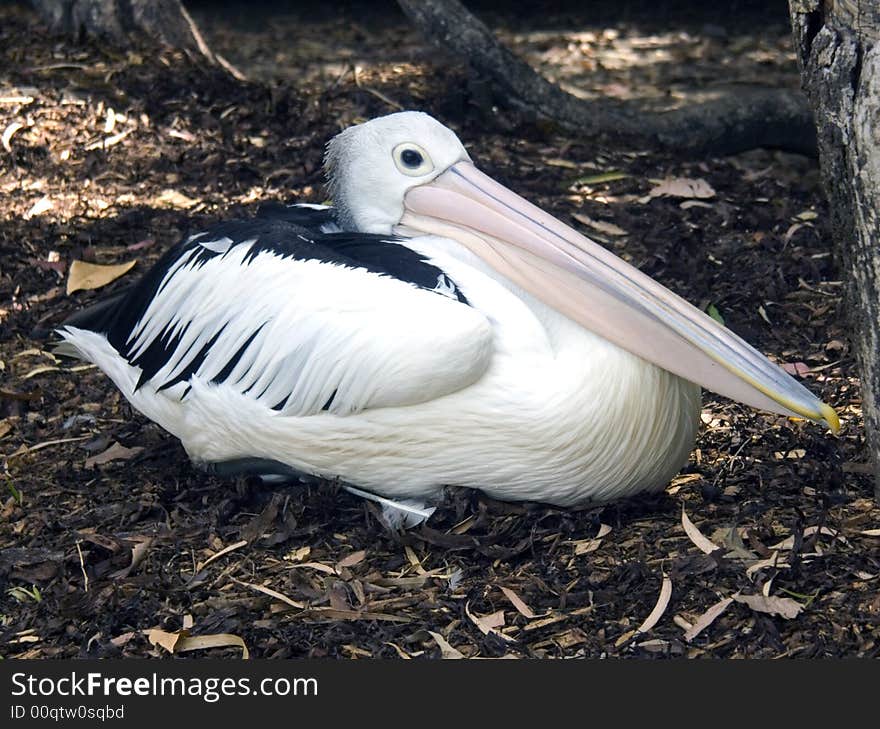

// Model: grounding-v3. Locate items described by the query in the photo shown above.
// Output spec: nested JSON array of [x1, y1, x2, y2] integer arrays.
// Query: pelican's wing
[[58, 209, 492, 416]]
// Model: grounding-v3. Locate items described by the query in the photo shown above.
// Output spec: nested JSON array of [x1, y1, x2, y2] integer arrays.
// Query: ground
[[1, 0, 878, 659]]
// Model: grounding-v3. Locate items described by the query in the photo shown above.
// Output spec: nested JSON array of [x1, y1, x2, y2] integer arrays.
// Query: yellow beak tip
[[819, 403, 840, 435]]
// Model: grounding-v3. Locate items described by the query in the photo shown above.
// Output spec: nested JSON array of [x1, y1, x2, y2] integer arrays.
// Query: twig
[[353, 65, 404, 110], [76, 540, 89, 592]]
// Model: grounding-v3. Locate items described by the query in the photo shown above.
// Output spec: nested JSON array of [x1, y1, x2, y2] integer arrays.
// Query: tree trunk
[[789, 0, 880, 499], [29, 0, 238, 74], [398, 0, 817, 156]]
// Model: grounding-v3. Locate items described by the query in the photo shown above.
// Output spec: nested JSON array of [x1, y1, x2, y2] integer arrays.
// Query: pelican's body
[[59, 112, 835, 518]]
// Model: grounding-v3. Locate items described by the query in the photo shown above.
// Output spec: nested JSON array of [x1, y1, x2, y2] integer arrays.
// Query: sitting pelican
[[57, 111, 838, 524]]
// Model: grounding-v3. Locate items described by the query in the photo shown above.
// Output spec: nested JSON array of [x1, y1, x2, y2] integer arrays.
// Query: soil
[[1, 0, 878, 659]]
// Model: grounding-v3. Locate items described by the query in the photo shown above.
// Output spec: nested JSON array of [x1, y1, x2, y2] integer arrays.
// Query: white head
[[324, 111, 470, 234]]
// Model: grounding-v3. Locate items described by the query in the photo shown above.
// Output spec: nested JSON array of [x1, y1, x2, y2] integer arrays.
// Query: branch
[[398, 0, 816, 156]]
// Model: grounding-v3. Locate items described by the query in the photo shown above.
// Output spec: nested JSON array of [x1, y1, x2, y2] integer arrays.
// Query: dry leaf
[[336, 550, 366, 569], [679, 200, 714, 210], [285, 545, 311, 561], [574, 538, 603, 555], [732, 593, 804, 619], [499, 586, 537, 618], [545, 157, 578, 169], [26, 196, 53, 219], [683, 596, 734, 642], [153, 188, 200, 209], [84, 441, 143, 468], [23, 365, 60, 379], [681, 507, 719, 554], [635, 575, 672, 635], [146, 627, 249, 658], [146, 628, 182, 654], [110, 631, 136, 647], [195, 539, 248, 572], [427, 631, 465, 659], [769, 525, 846, 550], [465, 601, 514, 641], [67, 259, 137, 294], [572, 212, 628, 237], [288, 561, 337, 575], [404, 545, 428, 575], [745, 551, 789, 579], [232, 577, 305, 609], [2, 120, 24, 152], [110, 536, 153, 579], [648, 177, 716, 200], [780, 361, 811, 377], [176, 633, 249, 658]]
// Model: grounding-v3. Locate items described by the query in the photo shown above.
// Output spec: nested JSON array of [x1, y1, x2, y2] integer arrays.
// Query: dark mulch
[[1, 1, 878, 659]]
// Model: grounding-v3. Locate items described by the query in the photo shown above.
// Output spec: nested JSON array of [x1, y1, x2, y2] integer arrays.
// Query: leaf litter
[[0, 1, 877, 660]]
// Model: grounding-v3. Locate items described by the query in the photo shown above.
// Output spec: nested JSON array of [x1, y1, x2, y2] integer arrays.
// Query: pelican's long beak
[[398, 161, 839, 432]]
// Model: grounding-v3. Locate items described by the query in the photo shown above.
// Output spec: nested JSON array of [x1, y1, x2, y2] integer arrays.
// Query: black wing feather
[[64, 205, 470, 395]]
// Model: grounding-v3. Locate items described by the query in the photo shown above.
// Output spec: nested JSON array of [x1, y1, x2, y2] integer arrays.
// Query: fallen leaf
[[146, 628, 181, 654], [679, 200, 715, 210], [288, 561, 337, 575], [336, 550, 366, 569], [574, 538, 603, 555], [194, 539, 248, 572], [635, 575, 672, 635], [427, 631, 465, 659], [681, 507, 720, 554], [572, 212, 628, 237], [745, 551, 790, 579], [2, 120, 24, 152], [25, 196, 53, 219], [545, 157, 578, 169], [110, 537, 153, 579], [67, 260, 137, 294], [284, 545, 311, 562], [732, 593, 804, 619], [573, 170, 628, 185], [84, 128, 132, 151], [231, 577, 305, 609], [153, 188, 200, 209], [110, 631, 136, 648], [146, 627, 249, 658], [466, 601, 514, 641], [84, 441, 143, 468], [647, 177, 716, 200], [127, 238, 155, 251], [784, 222, 811, 243], [706, 303, 725, 325], [499, 585, 537, 618], [177, 633, 249, 658], [768, 525, 845, 550], [683, 596, 734, 642], [780, 361, 811, 377], [23, 365, 59, 379]]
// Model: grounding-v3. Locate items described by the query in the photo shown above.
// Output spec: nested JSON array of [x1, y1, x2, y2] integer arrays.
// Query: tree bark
[[789, 0, 880, 499], [398, 0, 817, 156], [29, 0, 237, 73]]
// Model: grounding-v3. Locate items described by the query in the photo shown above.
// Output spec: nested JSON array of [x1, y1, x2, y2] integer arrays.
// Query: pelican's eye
[[393, 143, 433, 177]]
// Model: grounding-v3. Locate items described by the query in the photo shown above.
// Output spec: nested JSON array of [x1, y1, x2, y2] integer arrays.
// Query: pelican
[[57, 111, 838, 525]]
